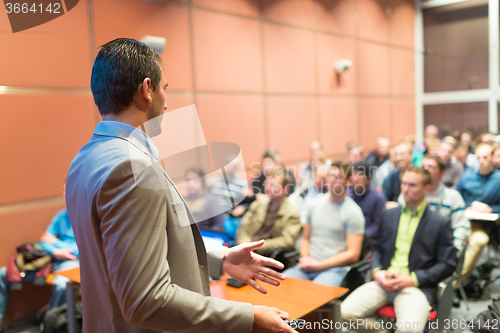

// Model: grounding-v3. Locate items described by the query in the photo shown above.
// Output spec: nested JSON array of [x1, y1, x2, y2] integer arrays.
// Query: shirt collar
[[101, 121, 159, 160], [402, 199, 427, 216]]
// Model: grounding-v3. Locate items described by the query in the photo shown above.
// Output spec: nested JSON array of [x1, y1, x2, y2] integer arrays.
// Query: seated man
[[438, 141, 464, 189], [283, 160, 365, 287], [383, 142, 413, 206], [341, 167, 456, 333], [349, 161, 386, 242], [236, 171, 301, 257], [0, 201, 79, 330], [398, 155, 470, 251], [456, 143, 500, 281]]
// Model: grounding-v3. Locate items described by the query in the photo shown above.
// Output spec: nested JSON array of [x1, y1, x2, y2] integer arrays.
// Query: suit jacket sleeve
[[97, 159, 253, 333], [413, 217, 456, 287]]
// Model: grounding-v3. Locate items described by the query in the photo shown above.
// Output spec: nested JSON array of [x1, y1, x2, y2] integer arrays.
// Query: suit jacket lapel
[[409, 206, 429, 258], [386, 206, 401, 265]]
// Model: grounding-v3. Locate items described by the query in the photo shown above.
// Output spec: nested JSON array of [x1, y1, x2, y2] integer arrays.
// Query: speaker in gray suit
[[66, 38, 296, 333]]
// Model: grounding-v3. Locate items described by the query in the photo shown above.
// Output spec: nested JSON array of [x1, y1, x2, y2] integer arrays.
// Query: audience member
[[209, 157, 248, 217], [0, 186, 79, 328], [250, 151, 281, 195], [438, 141, 464, 189], [298, 149, 327, 191], [457, 143, 500, 281], [492, 144, 500, 170], [372, 145, 396, 192], [383, 142, 413, 205], [283, 160, 364, 287], [342, 167, 456, 333], [398, 155, 470, 251], [347, 145, 364, 166], [184, 167, 224, 231], [443, 135, 458, 147], [348, 161, 386, 241], [460, 131, 474, 154], [344, 141, 358, 160], [261, 148, 296, 195], [454, 144, 479, 173], [236, 172, 301, 257], [289, 165, 328, 225], [365, 136, 390, 168]]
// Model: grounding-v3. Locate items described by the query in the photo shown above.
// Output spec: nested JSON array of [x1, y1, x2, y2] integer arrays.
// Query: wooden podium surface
[[211, 275, 348, 319], [55, 268, 348, 319]]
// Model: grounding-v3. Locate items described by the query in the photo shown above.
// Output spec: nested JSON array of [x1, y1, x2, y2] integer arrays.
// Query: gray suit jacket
[[66, 122, 254, 333]]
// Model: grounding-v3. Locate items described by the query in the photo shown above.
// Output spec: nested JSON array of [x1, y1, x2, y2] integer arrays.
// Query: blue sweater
[[348, 187, 386, 240], [456, 169, 500, 213], [39, 209, 79, 257]]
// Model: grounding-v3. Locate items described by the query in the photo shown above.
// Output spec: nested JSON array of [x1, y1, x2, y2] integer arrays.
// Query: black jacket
[[372, 206, 456, 308]]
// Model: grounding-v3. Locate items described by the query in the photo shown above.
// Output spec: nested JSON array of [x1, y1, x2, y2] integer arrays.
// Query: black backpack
[[462, 262, 496, 300], [41, 301, 83, 333], [471, 299, 500, 333]]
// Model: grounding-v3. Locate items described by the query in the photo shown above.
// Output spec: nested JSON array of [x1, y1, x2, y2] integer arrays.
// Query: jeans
[[283, 265, 347, 287], [0, 259, 79, 325]]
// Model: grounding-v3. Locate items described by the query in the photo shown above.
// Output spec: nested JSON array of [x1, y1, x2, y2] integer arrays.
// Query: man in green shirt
[[341, 167, 456, 333]]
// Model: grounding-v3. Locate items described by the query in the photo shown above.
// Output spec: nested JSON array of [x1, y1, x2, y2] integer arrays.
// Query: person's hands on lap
[[383, 274, 415, 292], [222, 240, 285, 294], [373, 270, 394, 289], [52, 249, 78, 261], [297, 256, 322, 273], [252, 305, 298, 333]]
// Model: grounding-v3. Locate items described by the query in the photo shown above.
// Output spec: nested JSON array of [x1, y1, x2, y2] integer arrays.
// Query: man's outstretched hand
[[222, 240, 285, 294]]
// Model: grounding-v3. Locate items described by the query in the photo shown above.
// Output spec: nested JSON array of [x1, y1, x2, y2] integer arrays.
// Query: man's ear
[[140, 77, 154, 103]]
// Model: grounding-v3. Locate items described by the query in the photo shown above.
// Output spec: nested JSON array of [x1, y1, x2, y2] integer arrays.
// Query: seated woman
[[184, 167, 224, 231]]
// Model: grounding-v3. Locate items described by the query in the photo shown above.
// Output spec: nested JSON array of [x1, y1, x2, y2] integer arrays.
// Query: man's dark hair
[[330, 159, 352, 178], [91, 38, 162, 115], [401, 166, 432, 186], [353, 161, 374, 179], [266, 169, 292, 189], [185, 167, 207, 189], [423, 154, 446, 173]]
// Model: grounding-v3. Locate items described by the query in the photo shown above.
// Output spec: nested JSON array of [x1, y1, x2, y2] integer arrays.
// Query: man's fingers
[[258, 256, 284, 270], [260, 267, 285, 281], [277, 310, 289, 319], [247, 279, 268, 294], [255, 273, 280, 287], [241, 240, 265, 252]]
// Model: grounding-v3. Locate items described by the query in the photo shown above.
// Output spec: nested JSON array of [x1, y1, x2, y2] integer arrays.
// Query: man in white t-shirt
[[283, 160, 365, 286]]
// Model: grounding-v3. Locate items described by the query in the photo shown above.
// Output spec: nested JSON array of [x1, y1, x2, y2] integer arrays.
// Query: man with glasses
[[283, 160, 364, 287]]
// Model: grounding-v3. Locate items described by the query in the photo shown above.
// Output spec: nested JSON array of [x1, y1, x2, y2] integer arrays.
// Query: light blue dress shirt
[[102, 120, 159, 160]]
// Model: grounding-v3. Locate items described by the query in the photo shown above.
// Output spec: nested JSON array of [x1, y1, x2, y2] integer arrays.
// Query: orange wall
[[0, 0, 415, 267]]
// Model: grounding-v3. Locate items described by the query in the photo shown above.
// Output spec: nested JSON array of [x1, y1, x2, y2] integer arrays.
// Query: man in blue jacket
[[342, 167, 456, 333], [456, 143, 500, 281]]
